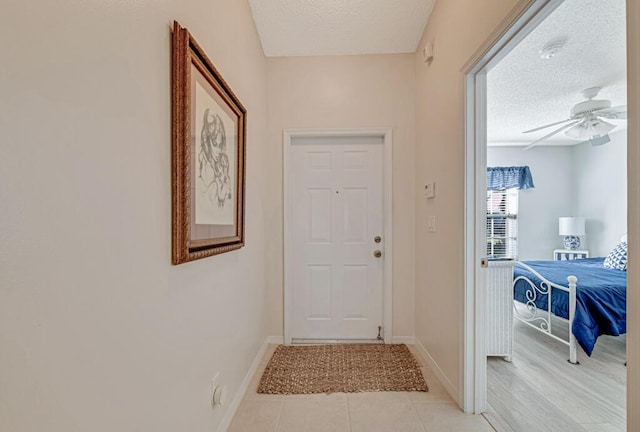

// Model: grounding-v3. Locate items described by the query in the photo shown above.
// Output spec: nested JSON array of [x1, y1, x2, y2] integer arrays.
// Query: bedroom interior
[[484, 0, 628, 430]]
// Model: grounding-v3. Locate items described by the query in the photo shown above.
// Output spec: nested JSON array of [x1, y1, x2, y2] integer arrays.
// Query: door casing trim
[[462, 0, 566, 413], [283, 128, 393, 344]]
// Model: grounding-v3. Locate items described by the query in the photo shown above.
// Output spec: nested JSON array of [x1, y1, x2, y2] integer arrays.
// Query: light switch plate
[[425, 182, 436, 199], [427, 216, 436, 232]]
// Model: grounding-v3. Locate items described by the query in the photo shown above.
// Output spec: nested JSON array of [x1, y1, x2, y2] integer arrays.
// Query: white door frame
[[462, 0, 565, 413], [283, 128, 393, 344]]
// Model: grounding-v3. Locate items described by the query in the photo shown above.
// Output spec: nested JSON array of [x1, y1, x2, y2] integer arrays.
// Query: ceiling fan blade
[[593, 105, 627, 119], [522, 120, 580, 151], [523, 118, 574, 133]]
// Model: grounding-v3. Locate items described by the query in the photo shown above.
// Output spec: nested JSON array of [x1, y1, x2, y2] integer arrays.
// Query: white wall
[[414, 0, 519, 403], [487, 146, 574, 260], [574, 131, 628, 256], [488, 131, 627, 259], [265, 55, 417, 338], [0, 1, 270, 431]]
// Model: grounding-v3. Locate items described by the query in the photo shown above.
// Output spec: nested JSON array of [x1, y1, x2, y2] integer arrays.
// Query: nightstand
[[553, 249, 589, 260]]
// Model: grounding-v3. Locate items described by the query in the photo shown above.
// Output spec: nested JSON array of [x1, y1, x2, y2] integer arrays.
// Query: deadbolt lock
[[374, 236, 382, 243]]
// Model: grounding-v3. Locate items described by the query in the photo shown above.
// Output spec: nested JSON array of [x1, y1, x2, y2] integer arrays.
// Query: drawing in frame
[[172, 21, 246, 264]]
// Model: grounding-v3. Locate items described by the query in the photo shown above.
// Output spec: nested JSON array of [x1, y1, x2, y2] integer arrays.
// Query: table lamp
[[559, 217, 585, 250]]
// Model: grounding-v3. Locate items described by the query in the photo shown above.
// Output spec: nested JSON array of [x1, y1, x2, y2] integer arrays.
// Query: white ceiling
[[248, 0, 436, 57], [487, 0, 627, 147]]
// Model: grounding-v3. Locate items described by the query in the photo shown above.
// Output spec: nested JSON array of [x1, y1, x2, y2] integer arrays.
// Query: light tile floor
[[228, 344, 496, 432]]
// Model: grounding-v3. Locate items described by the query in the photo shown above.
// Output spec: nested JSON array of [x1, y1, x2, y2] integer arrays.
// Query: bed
[[513, 257, 626, 364]]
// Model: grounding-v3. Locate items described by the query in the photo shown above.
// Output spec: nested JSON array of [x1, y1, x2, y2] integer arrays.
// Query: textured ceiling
[[487, 0, 627, 146], [248, 0, 435, 57]]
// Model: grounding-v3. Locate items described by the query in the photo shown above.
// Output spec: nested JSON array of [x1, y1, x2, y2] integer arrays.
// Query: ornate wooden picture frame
[[171, 21, 247, 264]]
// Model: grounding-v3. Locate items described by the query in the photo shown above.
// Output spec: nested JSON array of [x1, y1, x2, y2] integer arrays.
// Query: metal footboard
[[513, 261, 579, 364]]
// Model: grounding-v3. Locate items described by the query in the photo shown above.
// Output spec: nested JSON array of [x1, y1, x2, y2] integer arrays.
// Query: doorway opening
[[464, 0, 628, 429]]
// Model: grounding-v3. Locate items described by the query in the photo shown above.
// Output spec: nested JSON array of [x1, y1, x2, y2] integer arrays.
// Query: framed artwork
[[171, 21, 247, 264]]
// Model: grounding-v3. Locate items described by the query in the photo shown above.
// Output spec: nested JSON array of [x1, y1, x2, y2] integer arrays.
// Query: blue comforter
[[513, 258, 626, 356]]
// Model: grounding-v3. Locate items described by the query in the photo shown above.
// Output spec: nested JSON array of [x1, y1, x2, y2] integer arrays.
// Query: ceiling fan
[[522, 87, 627, 151]]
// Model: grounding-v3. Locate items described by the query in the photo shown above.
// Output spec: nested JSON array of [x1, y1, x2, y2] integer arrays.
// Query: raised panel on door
[[308, 189, 332, 244], [343, 188, 368, 243], [306, 265, 332, 320], [342, 265, 368, 319]]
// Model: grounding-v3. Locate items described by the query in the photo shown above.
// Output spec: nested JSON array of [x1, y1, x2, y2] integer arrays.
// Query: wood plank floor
[[484, 318, 626, 432]]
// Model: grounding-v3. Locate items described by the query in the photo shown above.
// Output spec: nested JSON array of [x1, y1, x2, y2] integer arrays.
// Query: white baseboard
[[217, 338, 271, 432], [265, 335, 284, 345], [392, 336, 416, 344], [269, 335, 413, 344], [414, 337, 460, 406]]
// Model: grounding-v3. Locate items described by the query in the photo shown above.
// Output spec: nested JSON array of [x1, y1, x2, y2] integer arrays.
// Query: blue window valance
[[487, 166, 535, 191]]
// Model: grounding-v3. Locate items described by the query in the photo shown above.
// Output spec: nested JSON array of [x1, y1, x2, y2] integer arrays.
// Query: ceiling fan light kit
[[587, 135, 611, 146], [564, 117, 615, 140]]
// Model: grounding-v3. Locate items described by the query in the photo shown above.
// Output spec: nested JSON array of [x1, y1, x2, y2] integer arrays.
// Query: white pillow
[[604, 242, 628, 271]]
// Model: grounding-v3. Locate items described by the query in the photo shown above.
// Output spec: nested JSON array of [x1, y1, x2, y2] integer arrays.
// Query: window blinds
[[486, 188, 518, 259]]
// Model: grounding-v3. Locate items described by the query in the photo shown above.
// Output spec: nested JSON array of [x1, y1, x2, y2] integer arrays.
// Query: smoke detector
[[540, 39, 567, 59]]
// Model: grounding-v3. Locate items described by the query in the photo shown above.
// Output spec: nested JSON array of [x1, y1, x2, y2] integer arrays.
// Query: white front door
[[290, 136, 384, 340]]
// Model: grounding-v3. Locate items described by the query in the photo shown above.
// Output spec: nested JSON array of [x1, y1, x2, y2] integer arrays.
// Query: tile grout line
[[272, 398, 285, 432], [410, 398, 428, 432], [346, 394, 353, 432], [265, 346, 284, 432]]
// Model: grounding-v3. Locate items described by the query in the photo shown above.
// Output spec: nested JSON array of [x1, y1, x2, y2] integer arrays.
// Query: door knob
[[374, 250, 382, 258]]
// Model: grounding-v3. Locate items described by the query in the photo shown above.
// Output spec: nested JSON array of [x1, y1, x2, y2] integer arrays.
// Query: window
[[486, 188, 518, 259]]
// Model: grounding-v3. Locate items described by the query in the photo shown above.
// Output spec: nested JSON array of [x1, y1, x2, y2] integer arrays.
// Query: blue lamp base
[[563, 236, 581, 250]]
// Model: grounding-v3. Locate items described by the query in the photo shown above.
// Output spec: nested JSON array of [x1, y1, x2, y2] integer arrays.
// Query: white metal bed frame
[[512, 261, 579, 364]]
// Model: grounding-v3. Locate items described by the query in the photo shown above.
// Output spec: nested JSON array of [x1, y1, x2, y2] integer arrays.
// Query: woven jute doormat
[[257, 344, 428, 395]]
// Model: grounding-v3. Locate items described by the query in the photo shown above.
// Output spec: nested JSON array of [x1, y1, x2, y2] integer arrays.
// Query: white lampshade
[[559, 217, 585, 236]]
